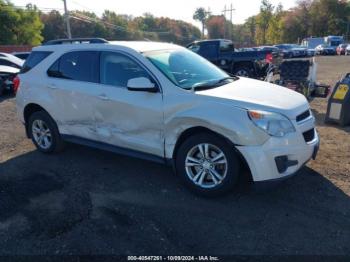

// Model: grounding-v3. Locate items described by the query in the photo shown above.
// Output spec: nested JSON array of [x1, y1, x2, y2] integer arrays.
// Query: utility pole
[[204, 7, 211, 39], [222, 4, 235, 40], [206, 7, 212, 17], [63, 0, 72, 39], [223, 5, 227, 39]]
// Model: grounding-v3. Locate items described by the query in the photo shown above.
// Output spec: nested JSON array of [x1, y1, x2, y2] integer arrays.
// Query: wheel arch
[[23, 103, 51, 138], [172, 126, 252, 181], [231, 61, 257, 77]]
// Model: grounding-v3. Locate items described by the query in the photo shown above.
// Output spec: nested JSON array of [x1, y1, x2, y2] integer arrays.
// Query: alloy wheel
[[32, 119, 52, 150], [185, 143, 228, 189]]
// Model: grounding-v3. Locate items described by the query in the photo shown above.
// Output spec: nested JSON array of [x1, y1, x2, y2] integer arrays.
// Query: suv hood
[[197, 77, 309, 119]]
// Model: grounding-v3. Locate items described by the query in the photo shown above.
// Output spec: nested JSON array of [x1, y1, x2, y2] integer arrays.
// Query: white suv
[[16, 38, 319, 196]]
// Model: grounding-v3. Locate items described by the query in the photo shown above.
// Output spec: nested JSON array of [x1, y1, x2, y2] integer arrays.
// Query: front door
[[94, 51, 164, 157]]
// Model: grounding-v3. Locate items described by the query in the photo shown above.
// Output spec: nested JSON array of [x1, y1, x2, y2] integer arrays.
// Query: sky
[[12, 0, 297, 28]]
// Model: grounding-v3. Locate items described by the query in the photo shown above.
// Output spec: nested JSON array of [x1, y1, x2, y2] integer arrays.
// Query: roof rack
[[43, 38, 108, 45]]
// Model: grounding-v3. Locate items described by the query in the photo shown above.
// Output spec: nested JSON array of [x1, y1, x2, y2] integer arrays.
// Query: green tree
[[101, 10, 129, 39], [0, 0, 20, 44], [41, 10, 65, 41], [0, 1, 43, 45], [193, 7, 208, 38], [256, 0, 274, 44], [309, 0, 349, 36], [16, 4, 43, 45], [245, 16, 257, 45], [266, 3, 284, 44]]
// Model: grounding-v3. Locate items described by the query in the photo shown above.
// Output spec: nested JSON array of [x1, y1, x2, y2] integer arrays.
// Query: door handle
[[47, 84, 57, 89], [98, 94, 110, 101]]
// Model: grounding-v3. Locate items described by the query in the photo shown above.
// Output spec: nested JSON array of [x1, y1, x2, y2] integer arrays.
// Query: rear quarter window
[[20, 51, 52, 73]]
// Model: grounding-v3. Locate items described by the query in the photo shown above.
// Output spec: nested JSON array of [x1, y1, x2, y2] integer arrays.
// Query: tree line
[[0, 0, 201, 46], [195, 0, 350, 46], [1, 0, 350, 47]]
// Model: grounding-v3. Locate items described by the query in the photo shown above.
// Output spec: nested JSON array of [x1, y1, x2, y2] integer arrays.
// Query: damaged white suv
[[16, 38, 319, 196]]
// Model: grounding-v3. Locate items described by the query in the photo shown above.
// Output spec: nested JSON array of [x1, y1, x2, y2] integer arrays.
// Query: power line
[[70, 0, 95, 13], [1, 2, 195, 40], [222, 4, 235, 40], [1, 4, 63, 11]]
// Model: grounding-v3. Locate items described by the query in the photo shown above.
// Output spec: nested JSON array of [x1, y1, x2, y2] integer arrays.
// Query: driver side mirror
[[127, 77, 158, 92]]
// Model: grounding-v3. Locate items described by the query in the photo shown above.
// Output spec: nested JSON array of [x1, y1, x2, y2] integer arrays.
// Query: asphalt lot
[[0, 56, 350, 257]]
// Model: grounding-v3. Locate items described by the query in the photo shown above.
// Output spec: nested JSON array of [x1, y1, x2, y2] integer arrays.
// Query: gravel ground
[[0, 56, 350, 257]]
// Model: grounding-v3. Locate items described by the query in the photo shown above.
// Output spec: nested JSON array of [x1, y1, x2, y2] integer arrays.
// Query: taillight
[[13, 75, 20, 94], [265, 53, 273, 64]]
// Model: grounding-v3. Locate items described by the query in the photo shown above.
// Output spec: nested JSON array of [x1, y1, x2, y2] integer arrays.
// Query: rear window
[[220, 41, 234, 52], [20, 51, 52, 73], [47, 51, 99, 83]]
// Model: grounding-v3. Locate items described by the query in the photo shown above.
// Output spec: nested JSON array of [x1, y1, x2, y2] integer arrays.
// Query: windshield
[[330, 40, 342, 46], [144, 48, 230, 90], [277, 45, 292, 50]]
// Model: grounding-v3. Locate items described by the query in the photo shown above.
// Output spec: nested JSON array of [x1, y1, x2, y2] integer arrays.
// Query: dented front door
[[94, 51, 164, 157]]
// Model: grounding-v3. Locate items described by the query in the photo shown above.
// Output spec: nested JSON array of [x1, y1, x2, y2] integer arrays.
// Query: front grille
[[303, 128, 315, 143], [296, 110, 311, 122]]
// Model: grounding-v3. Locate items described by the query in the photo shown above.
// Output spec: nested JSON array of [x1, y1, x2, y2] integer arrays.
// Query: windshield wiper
[[216, 76, 239, 84], [190, 76, 239, 92]]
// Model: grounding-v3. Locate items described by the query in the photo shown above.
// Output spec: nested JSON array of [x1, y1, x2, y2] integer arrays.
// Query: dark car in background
[[274, 44, 293, 58], [289, 44, 308, 57], [187, 39, 282, 78], [274, 44, 308, 58]]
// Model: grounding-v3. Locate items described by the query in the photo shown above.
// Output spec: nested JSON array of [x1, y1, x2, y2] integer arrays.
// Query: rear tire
[[0, 78, 4, 96], [175, 133, 240, 197], [28, 111, 65, 153]]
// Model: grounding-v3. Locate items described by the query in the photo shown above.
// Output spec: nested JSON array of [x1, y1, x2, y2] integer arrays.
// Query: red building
[[0, 45, 32, 53]]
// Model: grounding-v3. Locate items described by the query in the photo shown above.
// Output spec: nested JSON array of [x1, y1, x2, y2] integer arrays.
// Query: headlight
[[248, 110, 295, 137]]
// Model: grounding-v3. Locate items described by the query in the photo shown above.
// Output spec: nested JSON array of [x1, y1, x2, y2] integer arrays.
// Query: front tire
[[28, 111, 65, 153], [175, 133, 240, 197], [232, 66, 252, 78]]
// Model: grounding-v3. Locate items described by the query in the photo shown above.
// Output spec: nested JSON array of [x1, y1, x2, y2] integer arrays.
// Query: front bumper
[[236, 121, 319, 182]]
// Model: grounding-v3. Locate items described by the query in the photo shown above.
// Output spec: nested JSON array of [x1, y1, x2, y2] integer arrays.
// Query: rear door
[[46, 50, 102, 140]]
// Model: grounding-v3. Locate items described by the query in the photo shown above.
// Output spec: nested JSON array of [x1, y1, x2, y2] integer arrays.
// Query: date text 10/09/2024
[[127, 256, 220, 261]]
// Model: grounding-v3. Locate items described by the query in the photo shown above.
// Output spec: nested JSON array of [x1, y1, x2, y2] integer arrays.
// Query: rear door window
[[21, 51, 52, 73], [48, 51, 99, 83]]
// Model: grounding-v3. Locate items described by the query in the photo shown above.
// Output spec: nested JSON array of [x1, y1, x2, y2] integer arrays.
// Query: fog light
[[275, 156, 298, 174]]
